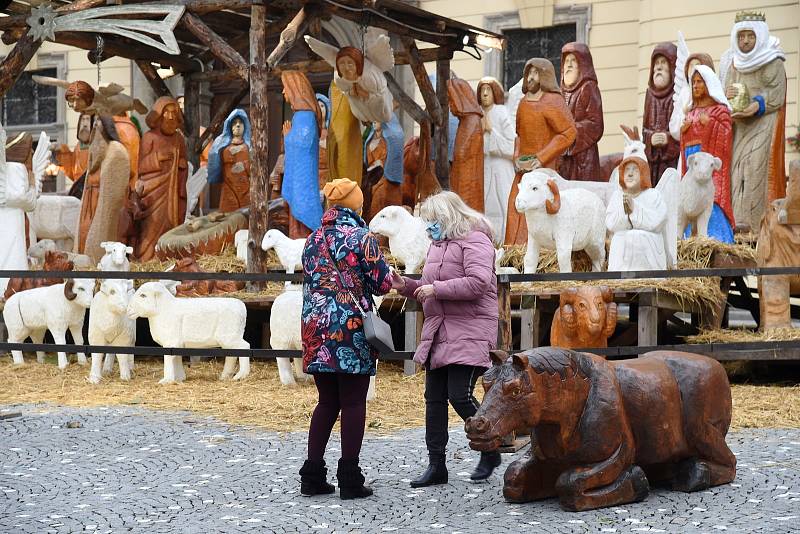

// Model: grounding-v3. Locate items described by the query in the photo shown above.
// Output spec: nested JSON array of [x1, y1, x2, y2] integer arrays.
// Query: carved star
[[27, 4, 58, 42]]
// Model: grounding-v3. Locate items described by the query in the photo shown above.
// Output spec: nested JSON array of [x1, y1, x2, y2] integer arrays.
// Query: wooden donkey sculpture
[[465, 347, 736, 512], [550, 286, 617, 350]]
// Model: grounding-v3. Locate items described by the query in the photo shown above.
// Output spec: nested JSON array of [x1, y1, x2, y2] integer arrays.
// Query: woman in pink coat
[[390, 191, 500, 487]]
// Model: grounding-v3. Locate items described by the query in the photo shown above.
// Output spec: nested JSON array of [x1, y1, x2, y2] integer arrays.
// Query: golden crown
[[735, 10, 766, 23]]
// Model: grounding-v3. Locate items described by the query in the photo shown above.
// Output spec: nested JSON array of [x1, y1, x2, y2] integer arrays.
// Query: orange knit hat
[[322, 178, 364, 211]]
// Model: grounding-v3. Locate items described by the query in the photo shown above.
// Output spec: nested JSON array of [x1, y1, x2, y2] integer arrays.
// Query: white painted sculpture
[[514, 170, 606, 274], [27, 239, 57, 269], [678, 152, 722, 240], [0, 125, 50, 294], [368, 205, 431, 274], [234, 229, 249, 263], [494, 247, 520, 275], [670, 31, 692, 143], [97, 241, 133, 271], [304, 29, 395, 124], [260, 229, 304, 275], [88, 279, 136, 384], [185, 162, 208, 221], [606, 158, 678, 271], [126, 281, 250, 384], [270, 285, 311, 386], [3, 278, 95, 368], [28, 194, 81, 252]]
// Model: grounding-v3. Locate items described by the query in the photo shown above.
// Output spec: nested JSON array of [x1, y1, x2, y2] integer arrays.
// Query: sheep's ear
[[713, 156, 722, 171], [64, 280, 76, 301], [100, 242, 111, 250], [686, 153, 696, 167], [125, 246, 133, 255], [162, 280, 180, 295]]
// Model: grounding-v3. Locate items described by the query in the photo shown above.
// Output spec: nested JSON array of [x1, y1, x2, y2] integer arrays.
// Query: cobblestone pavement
[[1, 405, 798, 534]]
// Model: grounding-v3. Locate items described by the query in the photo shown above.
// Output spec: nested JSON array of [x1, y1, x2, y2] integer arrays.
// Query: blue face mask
[[426, 221, 444, 241]]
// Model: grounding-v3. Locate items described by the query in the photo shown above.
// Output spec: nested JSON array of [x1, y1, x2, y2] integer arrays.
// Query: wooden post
[[183, 78, 201, 168], [182, 12, 249, 80], [0, 31, 42, 99], [434, 58, 450, 190], [135, 60, 174, 99], [497, 281, 512, 351], [637, 291, 659, 348], [404, 306, 419, 376], [248, 0, 269, 280]]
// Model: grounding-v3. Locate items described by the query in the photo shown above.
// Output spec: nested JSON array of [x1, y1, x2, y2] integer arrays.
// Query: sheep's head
[[100, 241, 133, 266], [127, 281, 171, 319], [558, 286, 617, 342], [686, 152, 721, 184], [369, 206, 408, 237], [515, 172, 561, 215], [260, 229, 286, 252], [64, 278, 95, 308], [99, 279, 134, 315], [28, 239, 57, 261]]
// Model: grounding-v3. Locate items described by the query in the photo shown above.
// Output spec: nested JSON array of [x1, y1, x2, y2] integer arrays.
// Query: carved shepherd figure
[[643, 43, 681, 186], [465, 348, 736, 512], [447, 77, 484, 212], [550, 286, 617, 350]]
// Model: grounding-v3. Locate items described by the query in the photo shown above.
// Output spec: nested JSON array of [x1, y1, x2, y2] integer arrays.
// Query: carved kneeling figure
[[465, 348, 736, 512]]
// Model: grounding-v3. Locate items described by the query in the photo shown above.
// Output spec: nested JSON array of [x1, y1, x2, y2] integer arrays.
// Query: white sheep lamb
[[234, 229, 249, 263], [261, 229, 304, 275], [678, 151, 721, 240], [270, 285, 311, 386], [126, 281, 250, 384], [369, 206, 430, 274], [515, 170, 606, 274], [97, 241, 133, 271], [3, 278, 95, 368], [88, 279, 136, 384]]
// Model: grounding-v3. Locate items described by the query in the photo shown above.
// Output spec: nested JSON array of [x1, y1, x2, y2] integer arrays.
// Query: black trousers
[[424, 363, 485, 459], [307, 373, 371, 462]]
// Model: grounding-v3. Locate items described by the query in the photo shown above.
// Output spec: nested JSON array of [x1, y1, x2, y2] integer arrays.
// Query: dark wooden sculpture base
[[466, 348, 736, 512]]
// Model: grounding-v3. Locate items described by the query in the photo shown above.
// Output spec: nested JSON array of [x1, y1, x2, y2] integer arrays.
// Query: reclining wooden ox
[[550, 286, 617, 350], [465, 347, 736, 512]]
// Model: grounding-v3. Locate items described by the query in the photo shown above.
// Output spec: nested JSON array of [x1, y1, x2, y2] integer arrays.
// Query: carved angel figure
[[32, 76, 148, 116], [0, 122, 50, 294], [304, 29, 395, 124]]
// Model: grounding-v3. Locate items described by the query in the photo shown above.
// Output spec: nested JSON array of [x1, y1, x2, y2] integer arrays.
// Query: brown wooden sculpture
[[3, 250, 73, 300], [401, 121, 440, 208], [134, 97, 188, 261], [55, 113, 92, 182], [757, 160, 800, 329], [448, 77, 484, 211], [173, 256, 244, 297], [550, 286, 617, 350], [643, 43, 680, 185], [466, 347, 736, 512]]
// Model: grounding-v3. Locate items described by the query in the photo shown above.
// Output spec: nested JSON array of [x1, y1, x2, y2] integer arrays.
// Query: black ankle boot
[[410, 456, 448, 488], [336, 458, 373, 500], [470, 451, 501, 481], [299, 459, 335, 496]]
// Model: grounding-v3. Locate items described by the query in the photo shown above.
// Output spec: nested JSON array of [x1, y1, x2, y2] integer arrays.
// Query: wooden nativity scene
[[0, 0, 796, 511]]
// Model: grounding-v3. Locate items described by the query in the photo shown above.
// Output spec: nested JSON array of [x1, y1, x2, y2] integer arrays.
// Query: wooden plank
[[518, 307, 535, 350], [385, 72, 431, 125], [0, 31, 42, 100], [434, 58, 450, 189], [247, 0, 269, 282], [266, 8, 310, 69], [395, 46, 452, 65], [182, 11, 249, 79], [402, 38, 443, 127], [135, 60, 174, 99], [497, 281, 512, 351], [637, 302, 658, 347], [707, 348, 800, 362]]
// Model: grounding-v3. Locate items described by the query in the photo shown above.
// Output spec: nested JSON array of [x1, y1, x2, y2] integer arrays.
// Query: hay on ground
[[687, 327, 800, 344]]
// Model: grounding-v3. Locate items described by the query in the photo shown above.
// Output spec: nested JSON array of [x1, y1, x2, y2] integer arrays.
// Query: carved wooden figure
[[643, 43, 680, 185], [207, 108, 251, 212], [401, 122, 440, 207], [550, 286, 617, 350], [173, 256, 244, 297], [465, 348, 736, 512], [3, 250, 73, 300], [447, 77, 484, 212], [505, 58, 576, 245], [134, 97, 188, 261], [56, 113, 92, 182], [559, 43, 604, 181]]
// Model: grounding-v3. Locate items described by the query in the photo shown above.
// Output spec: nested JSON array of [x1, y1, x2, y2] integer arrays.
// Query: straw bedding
[[0, 358, 795, 431], [688, 328, 800, 344]]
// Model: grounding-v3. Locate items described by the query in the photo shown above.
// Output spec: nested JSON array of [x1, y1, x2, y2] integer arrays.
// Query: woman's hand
[[390, 270, 405, 291], [414, 284, 435, 303]]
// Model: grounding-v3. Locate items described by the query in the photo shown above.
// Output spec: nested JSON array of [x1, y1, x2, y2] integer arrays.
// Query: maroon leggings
[[307, 373, 371, 462]]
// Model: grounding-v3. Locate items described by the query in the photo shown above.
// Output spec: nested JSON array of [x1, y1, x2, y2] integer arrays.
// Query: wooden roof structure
[[0, 0, 504, 273]]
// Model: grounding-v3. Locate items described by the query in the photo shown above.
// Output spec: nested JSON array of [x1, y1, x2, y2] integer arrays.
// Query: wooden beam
[[56, 0, 108, 14], [385, 72, 430, 125], [135, 60, 174, 99], [394, 46, 453, 65], [270, 59, 332, 75], [0, 30, 42, 99], [155, 0, 254, 15], [198, 84, 248, 150], [248, 0, 269, 279], [0, 15, 27, 31], [266, 8, 310, 69], [181, 11, 248, 80], [402, 38, 443, 127], [434, 57, 450, 189], [184, 78, 202, 168]]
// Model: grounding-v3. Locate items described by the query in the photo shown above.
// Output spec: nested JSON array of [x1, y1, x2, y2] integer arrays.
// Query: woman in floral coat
[[299, 178, 392, 500]]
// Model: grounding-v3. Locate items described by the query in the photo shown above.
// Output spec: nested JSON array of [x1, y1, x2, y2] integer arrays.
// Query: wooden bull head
[[550, 286, 617, 351]]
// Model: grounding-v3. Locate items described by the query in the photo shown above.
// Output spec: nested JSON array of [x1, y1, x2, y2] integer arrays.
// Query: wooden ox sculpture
[[465, 347, 736, 512], [550, 286, 617, 350]]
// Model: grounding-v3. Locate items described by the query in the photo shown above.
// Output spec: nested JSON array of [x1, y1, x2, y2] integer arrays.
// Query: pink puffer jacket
[[399, 229, 498, 369]]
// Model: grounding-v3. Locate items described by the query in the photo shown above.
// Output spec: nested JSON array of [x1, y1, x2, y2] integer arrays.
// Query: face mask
[[426, 221, 444, 241]]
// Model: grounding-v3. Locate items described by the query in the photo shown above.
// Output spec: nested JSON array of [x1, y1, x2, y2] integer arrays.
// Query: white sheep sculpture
[[368, 206, 430, 274], [3, 278, 95, 368], [678, 151, 721, 240], [97, 241, 133, 271], [494, 247, 520, 275], [515, 170, 606, 274], [27, 239, 93, 270], [88, 279, 136, 384], [261, 229, 304, 275], [126, 281, 250, 384], [270, 285, 312, 386]]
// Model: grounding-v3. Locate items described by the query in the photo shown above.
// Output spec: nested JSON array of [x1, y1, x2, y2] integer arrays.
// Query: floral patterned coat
[[302, 207, 392, 375]]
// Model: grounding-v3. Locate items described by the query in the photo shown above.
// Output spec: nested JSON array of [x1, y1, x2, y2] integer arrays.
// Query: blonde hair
[[419, 191, 494, 241]]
